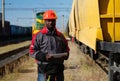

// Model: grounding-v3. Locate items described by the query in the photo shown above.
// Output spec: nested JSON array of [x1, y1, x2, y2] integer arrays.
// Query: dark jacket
[[29, 27, 70, 74]]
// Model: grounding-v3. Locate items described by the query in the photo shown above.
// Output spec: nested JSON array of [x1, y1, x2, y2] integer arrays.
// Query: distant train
[[0, 20, 11, 37], [32, 12, 44, 36], [0, 11, 45, 40], [0, 20, 32, 39], [68, 0, 120, 80], [11, 25, 32, 37]]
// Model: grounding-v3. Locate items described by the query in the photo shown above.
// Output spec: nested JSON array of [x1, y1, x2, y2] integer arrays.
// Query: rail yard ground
[[0, 41, 108, 81], [0, 40, 31, 55]]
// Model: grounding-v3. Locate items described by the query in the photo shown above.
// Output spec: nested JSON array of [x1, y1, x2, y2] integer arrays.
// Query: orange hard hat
[[43, 10, 57, 20]]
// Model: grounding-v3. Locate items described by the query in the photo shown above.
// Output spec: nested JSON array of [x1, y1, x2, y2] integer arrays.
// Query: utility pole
[[62, 15, 64, 33], [32, 8, 36, 25], [2, 0, 5, 35]]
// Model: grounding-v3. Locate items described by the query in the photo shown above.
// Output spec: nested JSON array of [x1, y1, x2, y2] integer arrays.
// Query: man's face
[[45, 19, 56, 30]]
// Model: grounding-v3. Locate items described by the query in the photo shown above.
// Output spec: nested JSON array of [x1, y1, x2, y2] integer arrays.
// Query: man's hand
[[46, 54, 53, 61]]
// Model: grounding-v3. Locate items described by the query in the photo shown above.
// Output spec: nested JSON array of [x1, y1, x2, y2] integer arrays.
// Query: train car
[[32, 12, 44, 36], [0, 20, 2, 37], [0, 20, 11, 38], [69, 0, 120, 55], [0, 20, 32, 40], [68, 0, 120, 81], [11, 25, 32, 37]]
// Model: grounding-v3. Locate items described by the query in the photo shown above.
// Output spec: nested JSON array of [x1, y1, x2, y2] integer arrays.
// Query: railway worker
[[29, 10, 70, 81]]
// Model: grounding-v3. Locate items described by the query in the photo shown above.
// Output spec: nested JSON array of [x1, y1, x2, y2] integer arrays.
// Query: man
[[29, 10, 70, 81]]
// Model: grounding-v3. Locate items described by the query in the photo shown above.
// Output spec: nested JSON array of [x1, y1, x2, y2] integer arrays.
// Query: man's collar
[[40, 27, 61, 36]]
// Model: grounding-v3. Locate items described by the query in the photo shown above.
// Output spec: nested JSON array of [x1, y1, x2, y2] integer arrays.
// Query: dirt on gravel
[[64, 42, 107, 81], [0, 41, 108, 81]]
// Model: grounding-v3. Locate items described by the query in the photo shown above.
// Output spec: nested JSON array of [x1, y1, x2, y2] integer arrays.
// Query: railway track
[[0, 49, 29, 68], [0, 45, 29, 61], [95, 52, 120, 81], [89, 51, 120, 81], [95, 52, 109, 74], [0, 48, 29, 77], [0, 40, 31, 77], [78, 41, 120, 81]]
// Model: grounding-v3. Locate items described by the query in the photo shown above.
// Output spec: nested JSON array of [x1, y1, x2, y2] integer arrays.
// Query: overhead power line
[[0, 7, 71, 11], [17, 17, 34, 19]]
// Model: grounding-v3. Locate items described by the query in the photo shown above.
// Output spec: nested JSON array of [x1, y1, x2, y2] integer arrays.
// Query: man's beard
[[47, 25, 55, 31]]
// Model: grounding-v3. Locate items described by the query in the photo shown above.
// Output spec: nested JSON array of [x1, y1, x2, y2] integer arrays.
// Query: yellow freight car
[[68, 0, 120, 80], [69, 0, 120, 51]]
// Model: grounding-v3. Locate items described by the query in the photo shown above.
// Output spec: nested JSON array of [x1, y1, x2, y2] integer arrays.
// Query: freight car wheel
[[89, 48, 99, 60], [79, 44, 89, 54]]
